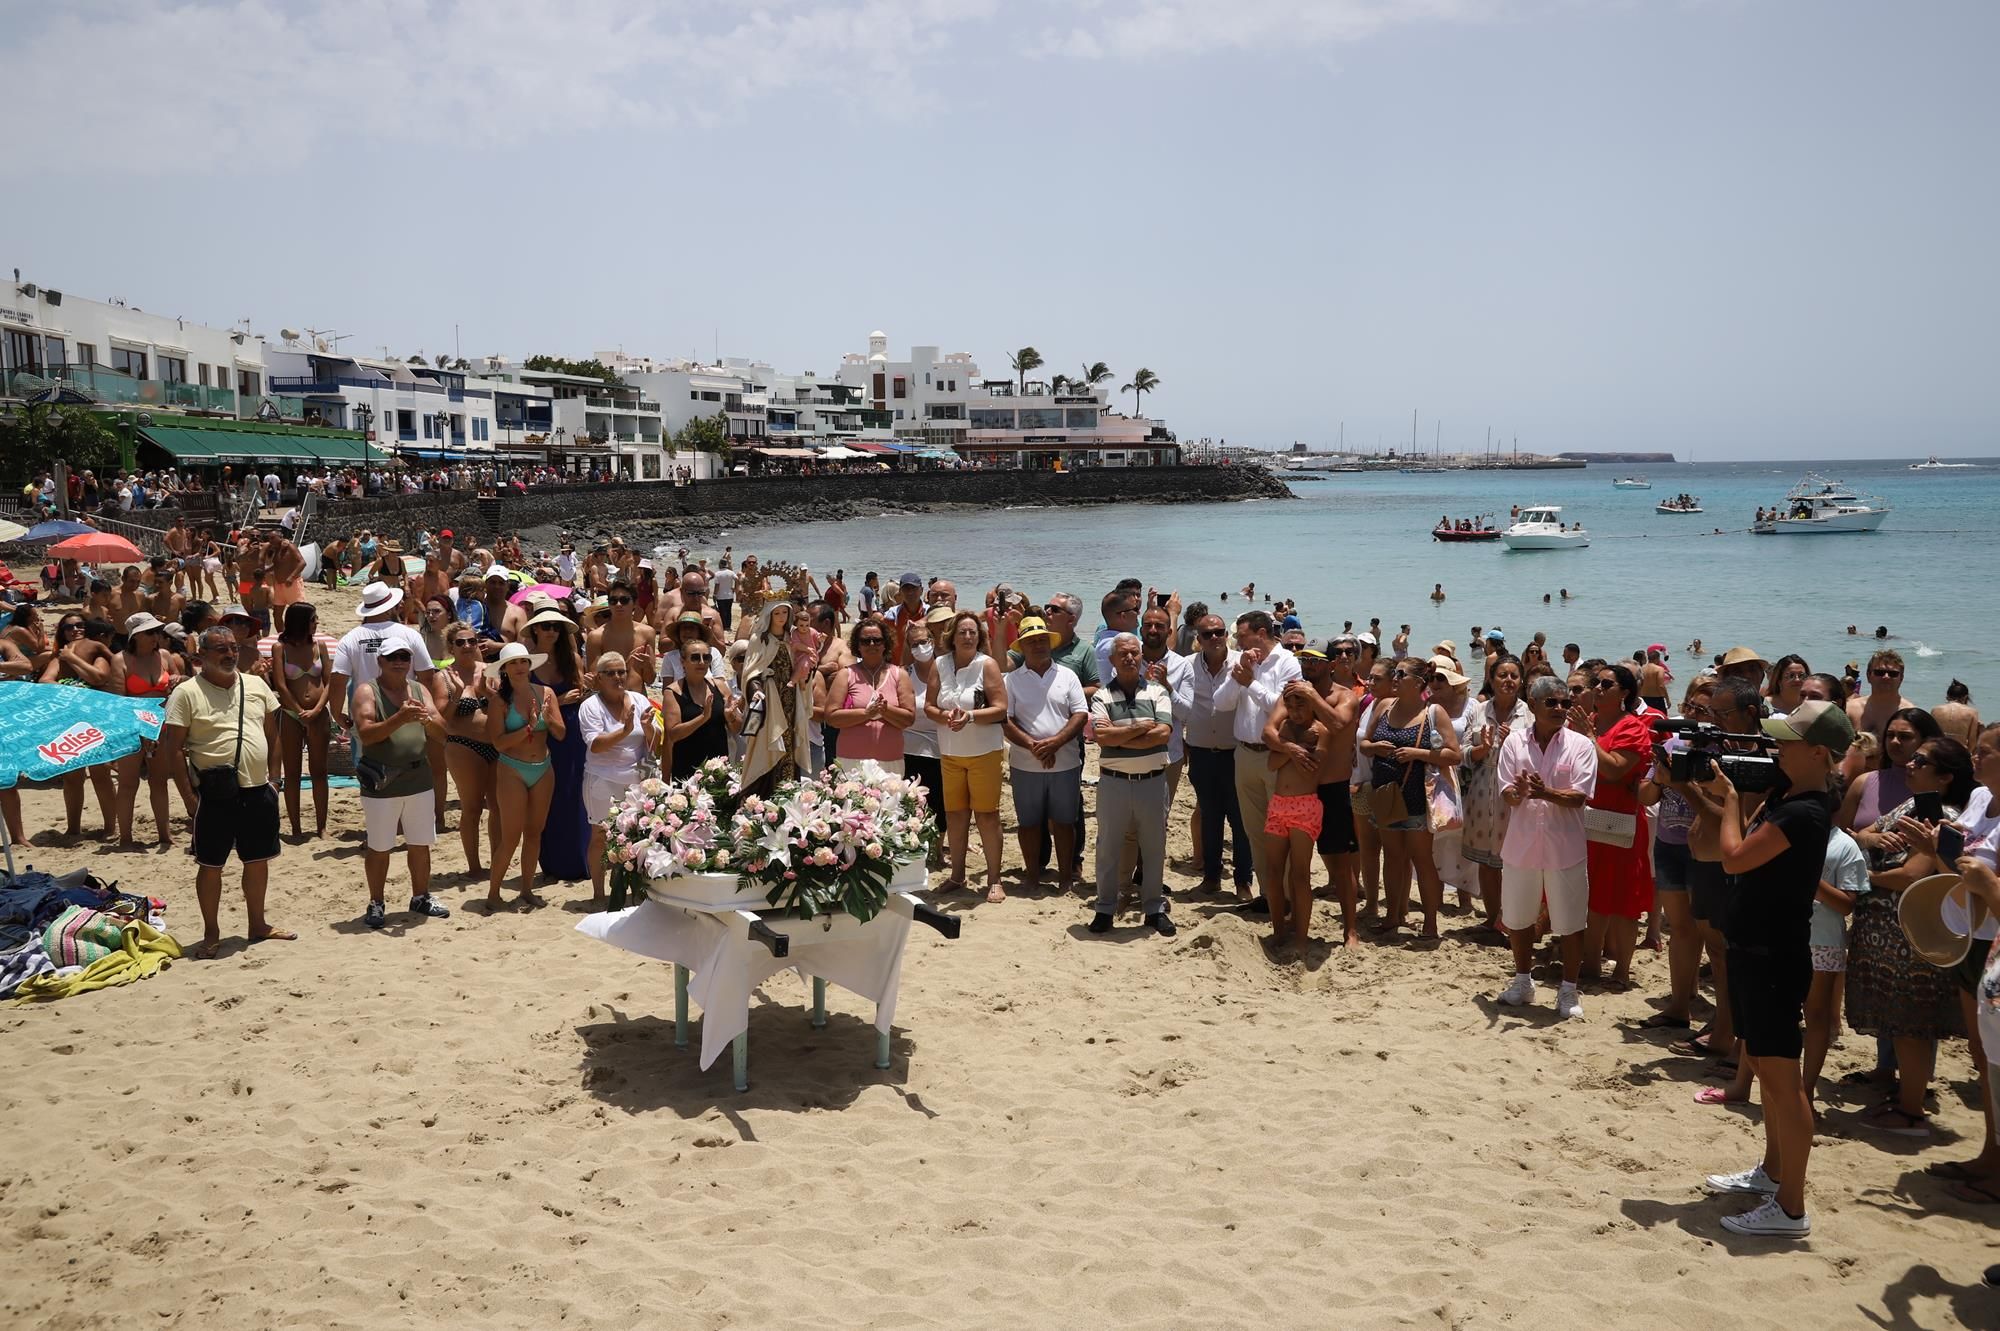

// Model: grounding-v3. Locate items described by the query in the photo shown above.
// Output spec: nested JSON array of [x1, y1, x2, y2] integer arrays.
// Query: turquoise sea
[[680, 459, 2000, 710]]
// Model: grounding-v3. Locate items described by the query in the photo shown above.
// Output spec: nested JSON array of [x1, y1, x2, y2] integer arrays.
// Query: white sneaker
[[1719, 1198, 1810, 1238], [1557, 983, 1583, 1020], [1497, 974, 1536, 1006], [1703, 1163, 1779, 1196]]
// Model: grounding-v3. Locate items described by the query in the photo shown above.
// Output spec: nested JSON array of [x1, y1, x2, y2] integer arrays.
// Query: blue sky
[[6, 0, 1994, 458]]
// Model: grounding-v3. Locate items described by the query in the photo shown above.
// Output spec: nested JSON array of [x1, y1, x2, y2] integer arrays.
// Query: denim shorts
[[1653, 838, 1692, 893]]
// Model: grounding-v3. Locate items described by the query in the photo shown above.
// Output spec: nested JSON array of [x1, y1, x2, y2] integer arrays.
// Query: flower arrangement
[[603, 758, 937, 922]]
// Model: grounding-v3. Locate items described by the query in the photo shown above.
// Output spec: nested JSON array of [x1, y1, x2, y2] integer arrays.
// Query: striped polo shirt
[[1091, 677, 1173, 775]]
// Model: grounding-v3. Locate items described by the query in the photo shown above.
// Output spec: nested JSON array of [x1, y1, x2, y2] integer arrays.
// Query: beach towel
[[0, 939, 54, 999], [12, 920, 182, 1004]]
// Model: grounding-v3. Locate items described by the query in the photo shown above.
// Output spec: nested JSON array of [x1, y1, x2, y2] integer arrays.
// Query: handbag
[[1424, 711, 1464, 834], [1584, 806, 1637, 848], [1367, 704, 1415, 826]]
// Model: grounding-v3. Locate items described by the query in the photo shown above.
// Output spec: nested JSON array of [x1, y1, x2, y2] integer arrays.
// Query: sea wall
[[309, 464, 1293, 547]]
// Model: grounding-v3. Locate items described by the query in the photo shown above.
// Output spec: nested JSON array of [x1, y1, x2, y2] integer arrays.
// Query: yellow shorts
[[940, 750, 1003, 814]]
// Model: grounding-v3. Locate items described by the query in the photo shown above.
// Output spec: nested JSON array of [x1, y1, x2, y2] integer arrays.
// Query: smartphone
[[1912, 791, 1946, 822], [1937, 824, 1966, 861], [1154, 592, 1170, 608]]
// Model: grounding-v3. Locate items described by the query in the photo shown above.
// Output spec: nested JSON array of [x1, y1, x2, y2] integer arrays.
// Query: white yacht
[[1502, 505, 1590, 550], [1612, 476, 1651, 489], [1910, 456, 1975, 470], [1752, 475, 1890, 534]]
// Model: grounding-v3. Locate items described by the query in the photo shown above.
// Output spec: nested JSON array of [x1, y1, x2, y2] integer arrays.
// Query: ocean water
[[670, 459, 2000, 709]]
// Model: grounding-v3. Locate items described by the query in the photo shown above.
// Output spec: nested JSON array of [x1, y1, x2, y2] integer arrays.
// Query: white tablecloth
[[576, 902, 915, 1070]]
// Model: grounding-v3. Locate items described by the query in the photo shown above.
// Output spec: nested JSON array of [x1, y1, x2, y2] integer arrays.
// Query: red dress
[[1586, 711, 1655, 919]]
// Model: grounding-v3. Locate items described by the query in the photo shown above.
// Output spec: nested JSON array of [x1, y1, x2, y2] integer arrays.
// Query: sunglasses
[[1870, 667, 1903, 678], [1392, 669, 1423, 680], [1197, 628, 1227, 639], [1592, 678, 1619, 690], [685, 653, 711, 664], [1537, 697, 1568, 708], [609, 597, 633, 606], [1329, 646, 1358, 657], [857, 637, 885, 647], [1907, 754, 1936, 770]]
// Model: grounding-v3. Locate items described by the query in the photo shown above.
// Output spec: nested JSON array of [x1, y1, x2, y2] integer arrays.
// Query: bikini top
[[126, 667, 172, 698], [504, 685, 548, 734]]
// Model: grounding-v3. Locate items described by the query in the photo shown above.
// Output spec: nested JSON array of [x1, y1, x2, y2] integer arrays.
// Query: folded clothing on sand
[[12, 919, 182, 1005]]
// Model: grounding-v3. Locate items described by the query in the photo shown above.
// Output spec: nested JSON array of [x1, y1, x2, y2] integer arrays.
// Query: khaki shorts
[[1500, 861, 1589, 935], [941, 751, 1003, 814]]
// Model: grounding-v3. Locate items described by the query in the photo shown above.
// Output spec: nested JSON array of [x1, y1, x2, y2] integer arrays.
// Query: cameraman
[[1666, 676, 1767, 1065], [1699, 699, 1854, 1239]]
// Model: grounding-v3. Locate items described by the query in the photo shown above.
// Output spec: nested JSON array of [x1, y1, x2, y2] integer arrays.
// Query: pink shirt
[[839, 663, 907, 764], [1496, 724, 1600, 870]]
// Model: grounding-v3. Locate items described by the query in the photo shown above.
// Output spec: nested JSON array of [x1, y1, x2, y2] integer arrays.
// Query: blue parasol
[[22, 519, 96, 543], [0, 681, 167, 872]]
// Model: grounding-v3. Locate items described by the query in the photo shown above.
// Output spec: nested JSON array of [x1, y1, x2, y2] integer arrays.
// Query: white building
[[834, 331, 977, 452], [261, 346, 557, 463], [487, 366, 670, 479], [1, 274, 270, 414]]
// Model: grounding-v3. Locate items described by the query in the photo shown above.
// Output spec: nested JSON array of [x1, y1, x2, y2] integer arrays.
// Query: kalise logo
[[38, 723, 107, 766]]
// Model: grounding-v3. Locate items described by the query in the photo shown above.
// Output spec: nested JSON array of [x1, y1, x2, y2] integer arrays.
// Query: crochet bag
[[42, 906, 126, 969]]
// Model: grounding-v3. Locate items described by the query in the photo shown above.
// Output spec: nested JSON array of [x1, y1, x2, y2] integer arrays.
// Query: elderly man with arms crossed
[[1087, 634, 1176, 937], [1003, 615, 1089, 894], [1213, 610, 1302, 912], [1495, 675, 1599, 1020]]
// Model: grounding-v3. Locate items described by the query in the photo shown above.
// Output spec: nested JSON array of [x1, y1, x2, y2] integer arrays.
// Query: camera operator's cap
[[1762, 699, 1855, 755], [898, 571, 923, 589], [1720, 645, 1768, 670]]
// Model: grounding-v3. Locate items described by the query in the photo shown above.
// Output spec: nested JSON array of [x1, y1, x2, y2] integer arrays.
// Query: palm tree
[[1079, 361, 1114, 389], [1123, 368, 1160, 419], [1050, 373, 1071, 395], [1008, 346, 1043, 394]]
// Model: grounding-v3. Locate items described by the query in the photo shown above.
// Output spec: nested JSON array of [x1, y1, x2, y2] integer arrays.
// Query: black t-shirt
[[1723, 787, 1833, 952]]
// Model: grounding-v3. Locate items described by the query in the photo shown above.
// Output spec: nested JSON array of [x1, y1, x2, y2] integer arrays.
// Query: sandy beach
[[2, 578, 1994, 1330]]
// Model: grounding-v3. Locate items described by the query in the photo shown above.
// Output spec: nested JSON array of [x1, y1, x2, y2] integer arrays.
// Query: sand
[[2, 578, 1995, 1330]]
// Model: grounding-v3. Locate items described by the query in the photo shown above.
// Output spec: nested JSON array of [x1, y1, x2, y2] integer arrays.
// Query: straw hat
[[522, 608, 580, 635], [1429, 656, 1469, 687], [1013, 615, 1056, 646], [1720, 645, 1768, 670], [1899, 873, 1984, 967], [484, 641, 547, 681], [924, 604, 957, 628], [123, 611, 167, 637]]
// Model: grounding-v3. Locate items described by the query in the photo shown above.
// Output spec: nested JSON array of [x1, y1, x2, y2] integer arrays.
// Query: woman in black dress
[[663, 636, 739, 779]]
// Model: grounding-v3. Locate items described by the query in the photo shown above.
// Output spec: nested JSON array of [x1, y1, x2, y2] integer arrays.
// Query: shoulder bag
[[1366, 707, 1414, 827], [1425, 709, 1464, 834], [1582, 721, 1638, 847], [194, 678, 247, 803]]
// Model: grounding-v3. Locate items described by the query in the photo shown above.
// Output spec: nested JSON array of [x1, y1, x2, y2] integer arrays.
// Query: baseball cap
[[1485, 627, 1505, 641], [1356, 631, 1378, 647], [1295, 647, 1327, 662], [1762, 700, 1855, 755], [898, 571, 923, 589], [1280, 613, 1302, 633], [438, 528, 454, 539]]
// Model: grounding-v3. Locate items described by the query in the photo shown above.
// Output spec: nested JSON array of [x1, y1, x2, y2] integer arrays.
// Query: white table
[[576, 865, 958, 1091]]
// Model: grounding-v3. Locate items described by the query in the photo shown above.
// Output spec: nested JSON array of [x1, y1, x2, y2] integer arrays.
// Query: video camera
[[1651, 717, 1787, 793]]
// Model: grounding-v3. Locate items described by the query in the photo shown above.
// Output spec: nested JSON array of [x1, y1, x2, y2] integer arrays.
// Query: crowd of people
[[7, 516, 1997, 1246]]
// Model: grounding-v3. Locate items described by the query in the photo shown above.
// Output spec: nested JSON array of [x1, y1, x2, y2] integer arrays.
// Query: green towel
[[12, 920, 183, 1004]]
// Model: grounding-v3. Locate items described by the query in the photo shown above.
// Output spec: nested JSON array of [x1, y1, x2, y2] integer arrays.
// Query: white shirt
[[1947, 786, 2000, 940], [332, 621, 434, 692], [580, 690, 656, 784], [1210, 643, 1301, 745], [1004, 660, 1086, 772], [711, 569, 737, 599], [1184, 649, 1242, 751], [1143, 649, 1194, 763]]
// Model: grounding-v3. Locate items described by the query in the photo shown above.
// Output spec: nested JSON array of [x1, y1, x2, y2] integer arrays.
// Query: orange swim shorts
[[1265, 792, 1323, 840]]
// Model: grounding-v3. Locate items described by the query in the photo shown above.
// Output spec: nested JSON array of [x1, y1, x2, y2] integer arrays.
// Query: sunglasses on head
[[1392, 668, 1423, 680]]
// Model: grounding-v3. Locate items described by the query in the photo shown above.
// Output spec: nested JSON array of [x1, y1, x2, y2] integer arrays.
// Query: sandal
[[1694, 1086, 1743, 1106], [1639, 1012, 1692, 1030], [1863, 1104, 1932, 1138], [1669, 1035, 1715, 1058], [1948, 1179, 2000, 1206], [985, 884, 1006, 904]]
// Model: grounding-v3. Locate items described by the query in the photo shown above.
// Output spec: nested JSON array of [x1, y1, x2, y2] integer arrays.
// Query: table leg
[[811, 977, 827, 1029], [875, 1027, 891, 1071], [732, 1031, 749, 1093], [673, 964, 689, 1049]]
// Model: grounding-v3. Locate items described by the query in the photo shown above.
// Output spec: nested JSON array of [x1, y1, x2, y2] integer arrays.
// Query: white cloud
[[1, 0, 1520, 173], [0, 0, 1001, 168]]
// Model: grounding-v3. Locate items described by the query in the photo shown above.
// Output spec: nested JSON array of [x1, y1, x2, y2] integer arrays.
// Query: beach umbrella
[[510, 582, 576, 604], [0, 517, 28, 543], [21, 519, 95, 543], [48, 532, 145, 563], [0, 681, 167, 874]]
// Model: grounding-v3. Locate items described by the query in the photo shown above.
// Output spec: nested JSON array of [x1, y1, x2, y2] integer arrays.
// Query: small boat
[[1656, 496, 1704, 515], [1752, 474, 1890, 535], [1910, 456, 1975, 470], [1399, 465, 1449, 474], [1612, 476, 1652, 490], [1502, 505, 1590, 550], [1432, 520, 1501, 542]]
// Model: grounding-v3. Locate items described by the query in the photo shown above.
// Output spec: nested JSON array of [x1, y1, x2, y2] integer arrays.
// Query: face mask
[[910, 644, 935, 665]]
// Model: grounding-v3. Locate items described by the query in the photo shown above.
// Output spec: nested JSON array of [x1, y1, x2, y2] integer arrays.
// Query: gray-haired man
[[1087, 634, 1175, 936]]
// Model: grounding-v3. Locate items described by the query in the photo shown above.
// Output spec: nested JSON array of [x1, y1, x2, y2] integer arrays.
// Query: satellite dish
[[314, 338, 329, 352], [280, 328, 300, 343]]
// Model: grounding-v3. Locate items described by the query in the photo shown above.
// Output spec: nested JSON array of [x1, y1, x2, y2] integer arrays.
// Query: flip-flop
[[1639, 1012, 1691, 1030], [250, 926, 298, 943], [1693, 1086, 1740, 1105], [1949, 1179, 2000, 1206], [1839, 1069, 1892, 1085], [985, 886, 1006, 904], [1669, 1036, 1714, 1058], [1863, 1104, 1933, 1138], [190, 937, 220, 960]]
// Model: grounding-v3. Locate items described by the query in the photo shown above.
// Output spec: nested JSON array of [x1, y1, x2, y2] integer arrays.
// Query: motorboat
[[1612, 476, 1652, 489], [1656, 495, 1704, 515], [1502, 505, 1590, 550], [1751, 474, 1890, 535], [1910, 456, 1975, 470], [1432, 517, 1502, 542]]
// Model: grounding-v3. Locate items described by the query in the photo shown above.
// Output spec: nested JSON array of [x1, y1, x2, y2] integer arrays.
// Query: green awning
[[139, 421, 388, 466]]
